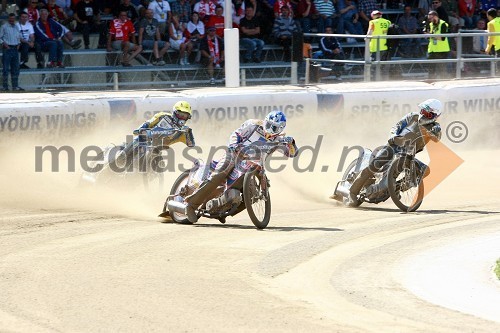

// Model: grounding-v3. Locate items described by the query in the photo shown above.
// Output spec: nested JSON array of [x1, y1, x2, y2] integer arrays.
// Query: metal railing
[[303, 31, 500, 83]]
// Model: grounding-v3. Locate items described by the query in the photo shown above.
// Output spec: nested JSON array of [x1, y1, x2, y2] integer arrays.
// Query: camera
[[421, 15, 431, 33]]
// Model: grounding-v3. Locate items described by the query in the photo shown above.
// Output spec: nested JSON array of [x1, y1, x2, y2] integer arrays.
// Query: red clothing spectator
[[109, 17, 136, 42], [107, 11, 143, 66], [274, 0, 293, 18], [207, 5, 225, 37], [25, 0, 40, 25]]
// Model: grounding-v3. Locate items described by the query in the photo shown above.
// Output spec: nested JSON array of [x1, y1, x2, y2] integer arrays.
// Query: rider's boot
[[184, 172, 227, 223], [347, 168, 373, 206]]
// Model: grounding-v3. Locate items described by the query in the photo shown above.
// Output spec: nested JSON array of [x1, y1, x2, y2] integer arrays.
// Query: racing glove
[[430, 123, 442, 141], [279, 136, 294, 144]]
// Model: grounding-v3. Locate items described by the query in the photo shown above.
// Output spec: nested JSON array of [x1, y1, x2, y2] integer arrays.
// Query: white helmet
[[417, 98, 442, 124], [263, 111, 286, 139]]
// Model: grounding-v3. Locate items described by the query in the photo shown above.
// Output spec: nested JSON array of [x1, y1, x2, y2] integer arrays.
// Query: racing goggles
[[175, 110, 191, 121], [265, 121, 285, 135], [420, 108, 438, 119]]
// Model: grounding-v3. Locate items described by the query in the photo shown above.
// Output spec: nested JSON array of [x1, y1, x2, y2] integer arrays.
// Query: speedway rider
[[347, 98, 443, 206], [117, 101, 195, 163], [184, 110, 298, 223]]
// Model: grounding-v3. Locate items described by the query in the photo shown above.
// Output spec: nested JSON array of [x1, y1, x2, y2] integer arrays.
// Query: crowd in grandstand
[[1, 0, 499, 88]]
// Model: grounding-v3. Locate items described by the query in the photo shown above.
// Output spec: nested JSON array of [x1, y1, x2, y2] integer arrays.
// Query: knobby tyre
[[387, 157, 424, 212], [243, 169, 271, 229]]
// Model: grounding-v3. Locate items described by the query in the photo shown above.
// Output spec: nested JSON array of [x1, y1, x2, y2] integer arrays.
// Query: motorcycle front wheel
[[387, 157, 424, 212], [165, 170, 191, 224], [243, 169, 271, 229]]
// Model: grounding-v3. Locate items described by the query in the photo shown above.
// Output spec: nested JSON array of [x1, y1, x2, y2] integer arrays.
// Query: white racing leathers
[[186, 119, 297, 208], [349, 111, 441, 198]]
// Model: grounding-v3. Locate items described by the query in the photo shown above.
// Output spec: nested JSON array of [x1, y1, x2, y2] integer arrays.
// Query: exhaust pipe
[[167, 200, 188, 215], [330, 182, 350, 202]]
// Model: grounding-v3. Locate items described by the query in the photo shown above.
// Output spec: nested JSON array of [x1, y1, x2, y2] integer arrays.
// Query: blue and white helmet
[[264, 111, 287, 138]]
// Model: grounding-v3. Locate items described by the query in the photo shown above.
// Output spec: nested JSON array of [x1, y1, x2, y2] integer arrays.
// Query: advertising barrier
[[1, 79, 499, 144]]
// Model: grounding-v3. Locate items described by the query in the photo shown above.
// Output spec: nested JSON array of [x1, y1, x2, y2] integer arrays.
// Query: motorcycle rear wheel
[[388, 157, 424, 212], [243, 169, 271, 229], [166, 170, 191, 224]]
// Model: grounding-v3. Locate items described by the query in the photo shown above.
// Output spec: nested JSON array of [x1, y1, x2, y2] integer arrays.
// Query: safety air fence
[[0, 80, 499, 148]]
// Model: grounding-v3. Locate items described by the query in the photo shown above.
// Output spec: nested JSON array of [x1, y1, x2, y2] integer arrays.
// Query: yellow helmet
[[172, 101, 192, 126]]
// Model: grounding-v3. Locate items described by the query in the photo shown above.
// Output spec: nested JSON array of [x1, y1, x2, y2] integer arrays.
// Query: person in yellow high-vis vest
[[426, 10, 450, 79], [485, 8, 500, 58], [367, 10, 391, 61]]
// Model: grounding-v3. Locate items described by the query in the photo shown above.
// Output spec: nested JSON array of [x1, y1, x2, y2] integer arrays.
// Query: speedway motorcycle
[[160, 140, 294, 229], [331, 132, 426, 212], [81, 126, 194, 191]]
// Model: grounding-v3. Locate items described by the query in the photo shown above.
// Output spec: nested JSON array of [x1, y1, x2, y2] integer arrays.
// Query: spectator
[[25, 0, 41, 24], [74, 0, 107, 49], [367, 10, 391, 60], [425, 10, 450, 79], [273, 0, 293, 18], [193, 0, 217, 23], [431, 0, 449, 24], [448, 10, 465, 31], [478, 0, 497, 20], [1, 13, 23, 91], [114, 0, 139, 23], [108, 10, 143, 66], [186, 11, 205, 63], [239, 6, 264, 63], [338, 0, 364, 36], [45, 0, 82, 49], [200, 25, 224, 85], [458, 0, 477, 29], [137, 0, 152, 19], [485, 8, 500, 57], [303, 37, 312, 58], [103, 0, 121, 15], [17, 11, 45, 69], [472, 19, 487, 53], [232, 0, 246, 26], [357, 0, 378, 32], [171, 0, 192, 24], [296, 0, 323, 33], [34, 9, 65, 68], [55, 0, 73, 17], [319, 25, 344, 79], [168, 12, 194, 65], [417, 0, 430, 21], [272, 5, 298, 61], [246, 0, 274, 38], [207, 5, 225, 37], [148, 0, 171, 37], [441, 0, 458, 14], [397, 5, 420, 57], [314, 0, 338, 32], [138, 9, 170, 65]]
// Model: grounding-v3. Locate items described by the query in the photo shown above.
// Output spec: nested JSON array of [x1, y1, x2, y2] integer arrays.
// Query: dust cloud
[[0, 102, 498, 219]]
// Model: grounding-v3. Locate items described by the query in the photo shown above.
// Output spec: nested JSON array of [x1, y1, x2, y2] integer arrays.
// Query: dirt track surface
[[1, 107, 499, 332]]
